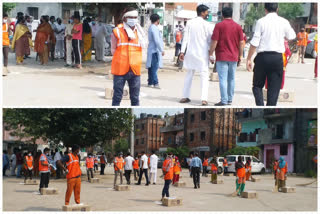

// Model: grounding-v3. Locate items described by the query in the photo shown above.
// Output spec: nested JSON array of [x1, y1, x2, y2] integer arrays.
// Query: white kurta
[[149, 154, 158, 183], [181, 17, 213, 72]]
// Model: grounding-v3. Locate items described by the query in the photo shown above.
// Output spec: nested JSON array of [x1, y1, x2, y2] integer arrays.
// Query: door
[[266, 149, 275, 170]]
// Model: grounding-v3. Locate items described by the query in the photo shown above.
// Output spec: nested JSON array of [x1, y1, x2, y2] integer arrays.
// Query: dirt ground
[[2, 166, 317, 211]]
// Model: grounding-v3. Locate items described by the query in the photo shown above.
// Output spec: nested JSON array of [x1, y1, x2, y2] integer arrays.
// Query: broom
[[230, 179, 241, 197], [272, 177, 279, 193], [296, 180, 317, 186]]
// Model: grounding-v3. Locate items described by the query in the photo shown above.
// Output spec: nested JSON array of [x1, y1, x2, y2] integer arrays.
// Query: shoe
[[214, 102, 227, 106], [153, 183, 156, 185], [154, 84, 161, 89], [202, 101, 208, 106], [64, 64, 71, 67], [145, 184, 149, 186], [179, 98, 191, 103], [227, 101, 232, 105], [147, 84, 153, 88], [135, 183, 141, 185], [198, 184, 200, 188], [194, 186, 197, 189]]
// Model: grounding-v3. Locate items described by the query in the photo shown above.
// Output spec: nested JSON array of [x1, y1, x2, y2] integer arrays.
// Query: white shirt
[[250, 13, 296, 53], [140, 154, 149, 169], [90, 23, 99, 37], [55, 23, 66, 40], [54, 152, 61, 162], [65, 23, 74, 38], [149, 154, 158, 173], [10, 154, 16, 165], [181, 17, 213, 72], [26, 22, 32, 33], [124, 156, 135, 170]]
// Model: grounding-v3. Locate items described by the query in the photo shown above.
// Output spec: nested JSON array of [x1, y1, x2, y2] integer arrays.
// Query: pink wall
[[264, 144, 294, 172]]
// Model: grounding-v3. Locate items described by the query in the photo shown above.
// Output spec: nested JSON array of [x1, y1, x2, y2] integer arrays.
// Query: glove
[[65, 169, 69, 174]]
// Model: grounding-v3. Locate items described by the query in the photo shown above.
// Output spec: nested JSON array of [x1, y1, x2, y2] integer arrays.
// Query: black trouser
[[175, 43, 181, 56], [162, 179, 172, 198], [125, 170, 132, 184], [134, 169, 140, 180], [192, 167, 200, 188], [138, 168, 149, 184], [50, 42, 55, 61], [72, 39, 81, 65], [56, 163, 61, 179], [100, 164, 105, 175], [3, 46, 9, 67], [252, 52, 283, 106], [24, 169, 33, 180], [87, 168, 94, 180], [39, 172, 50, 190], [202, 166, 208, 176], [94, 164, 98, 172]]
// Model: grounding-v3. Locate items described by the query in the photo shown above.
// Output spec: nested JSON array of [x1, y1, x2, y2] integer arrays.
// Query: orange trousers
[[245, 172, 251, 181], [65, 177, 81, 205]]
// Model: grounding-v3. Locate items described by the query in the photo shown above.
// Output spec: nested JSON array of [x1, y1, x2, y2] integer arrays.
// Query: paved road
[[3, 48, 317, 107], [2, 167, 317, 211]]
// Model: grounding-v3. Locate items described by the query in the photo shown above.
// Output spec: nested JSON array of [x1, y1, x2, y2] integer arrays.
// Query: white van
[[226, 155, 265, 174]]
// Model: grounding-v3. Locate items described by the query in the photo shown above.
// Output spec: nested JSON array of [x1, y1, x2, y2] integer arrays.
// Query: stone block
[[40, 188, 58, 195], [115, 184, 130, 191], [173, 181, 186, 187], [224, 173, 234, 176], [162, 197, 183, 207], [210, 72, 219, 82], [263, 89, 294, 102], [211, 180, 224, 184], [281, 187, 296, 193], [62, 204, 91, 211], [89, 178, 100, 183], [24, 180, 38, 185], [251, 177, 261, 182], [105, 88, 129, 100], [241, 191, 258, 199]]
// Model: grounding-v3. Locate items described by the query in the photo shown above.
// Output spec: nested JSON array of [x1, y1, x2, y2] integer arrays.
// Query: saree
[[82, 31, 92, 61], [11, 24, 32, 63], [34, 22, 53, 54]]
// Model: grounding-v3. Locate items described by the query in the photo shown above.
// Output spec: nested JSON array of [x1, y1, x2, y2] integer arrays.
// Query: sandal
[[179, 98, 191, 103]]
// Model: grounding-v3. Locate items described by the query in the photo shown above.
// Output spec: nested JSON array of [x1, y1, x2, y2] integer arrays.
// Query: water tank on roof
[[140, 113, 147, 119], [147, 114, 153, 118]]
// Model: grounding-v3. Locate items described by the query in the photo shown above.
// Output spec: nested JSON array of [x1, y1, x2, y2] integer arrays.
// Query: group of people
[[2, 11, 109, 74]]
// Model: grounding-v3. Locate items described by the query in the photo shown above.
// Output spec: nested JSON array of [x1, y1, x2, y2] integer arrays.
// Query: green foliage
[[3, 3, 16, 14], [114, 138, 129, 155], [304, 169, 317, 178], [223, 146, 260, 157], [3, 109, 133, 148], [278, 3, 304, 21], [244, 4, 265, 27], [167, 146, 190, 160]]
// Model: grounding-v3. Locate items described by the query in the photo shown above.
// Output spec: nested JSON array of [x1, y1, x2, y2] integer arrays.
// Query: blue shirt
[[146, 24, 163, 69], [191, 157, 203, 170]]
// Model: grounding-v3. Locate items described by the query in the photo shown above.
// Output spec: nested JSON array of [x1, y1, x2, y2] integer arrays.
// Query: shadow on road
[[15, 190, 37, 193], [24, 206, 60, 211]]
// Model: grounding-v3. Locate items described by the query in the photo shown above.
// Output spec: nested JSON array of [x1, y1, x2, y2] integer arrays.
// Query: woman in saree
[[82, 19, 92, 62], [11, 15, 32, 65], [34, 16, 54, 65]]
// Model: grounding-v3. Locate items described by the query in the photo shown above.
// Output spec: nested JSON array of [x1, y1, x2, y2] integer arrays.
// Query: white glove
[[65, 169, 69, 174]]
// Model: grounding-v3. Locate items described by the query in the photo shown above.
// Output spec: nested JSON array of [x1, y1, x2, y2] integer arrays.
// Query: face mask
[[126, 18, 138, 27], [28, 154, 32, 156], [3, 19, 7, 24], [92, 21, 95, 25], [69, 19, 73, 24]]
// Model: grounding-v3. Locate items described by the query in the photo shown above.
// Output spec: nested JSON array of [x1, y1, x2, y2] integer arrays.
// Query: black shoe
[[214, 102, 227, 106], [153, 183, 156, 185], [194, 186, 197, 189], [135, 183, 141, 185], [198, 184, 200, 188], [227, 101, 232, 105]]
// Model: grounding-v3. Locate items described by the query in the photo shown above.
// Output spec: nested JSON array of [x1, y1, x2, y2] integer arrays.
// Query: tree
[[167, 146, 190, 161], [222, 146, 260, 157], [244, 4, 265, 27], [3, 3, 16, 14], [278, 3, 304, 21], [3, 109, 133, 148], [114, 138, 129, 154]]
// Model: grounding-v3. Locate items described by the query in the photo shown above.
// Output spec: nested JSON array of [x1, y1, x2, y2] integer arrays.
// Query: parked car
[[205, 157, 224, 174], [226, 155, 265, 174], [305, 32, 317, 58]]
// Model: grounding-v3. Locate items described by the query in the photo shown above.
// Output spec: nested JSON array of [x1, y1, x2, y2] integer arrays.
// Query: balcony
[[263, 109, 295, 119], [160, 124, 184, 133]]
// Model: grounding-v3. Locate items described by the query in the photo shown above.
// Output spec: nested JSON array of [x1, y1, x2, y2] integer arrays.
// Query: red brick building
[[184, 109, 240, 158], [160, 113, 184, 152], [134, 114, 165, 155]]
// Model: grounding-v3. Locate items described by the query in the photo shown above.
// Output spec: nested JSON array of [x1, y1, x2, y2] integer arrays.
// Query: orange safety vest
[[133, 160, 139, 169], [175, 31, 182, 43], [223, 159, 228, 167], [114, 157, 124, 171], [173, 162, 181, 174], [111, 24, 142, 76], [94, 157, 98, 164], [297, 32, 308, 46], [86, 157, 94, 169], [25, 156, 33, 169], [211, 163, 217, 171], [203, 159, 209, 167], [66, 153, 82, 179], [162, 159, 173, 180], [100, 156, 106, 164], [39, 154, 49, 172], [2, 23, 9, 46]]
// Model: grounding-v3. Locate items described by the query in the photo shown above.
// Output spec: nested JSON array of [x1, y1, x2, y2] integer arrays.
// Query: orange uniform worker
[[93, 155, 99, 172], [161, 152, 174, 201], [297, 28, 308, 63], [202, 156, 209, 177], [172, 157, 181, 185], [39, 148, 51, 192], [113, 152, 125, 187], [133, 156, 140, 181], [111, 8, 144, 106], [314, 33, 318, 79], [3, 13, 10, 76], [210, 157, 218, 183], [276, 156, 288, 191], [245, 157, 252, 181], [58, 145, 82, 205], [86, 153, 94, 182], [273, 159, 279, 186], [24, 151, 34, 181], [223, 157, 228, 173], [235, 156, 246, 196]]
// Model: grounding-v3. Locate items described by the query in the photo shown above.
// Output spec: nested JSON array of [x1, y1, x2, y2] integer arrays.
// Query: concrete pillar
[[232, 3, 241, 24]]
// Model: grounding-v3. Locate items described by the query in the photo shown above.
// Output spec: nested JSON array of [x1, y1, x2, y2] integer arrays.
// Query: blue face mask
[[126, 18, 138, 27], [69, 19, 73, 24], [92, 21, 95, 25]]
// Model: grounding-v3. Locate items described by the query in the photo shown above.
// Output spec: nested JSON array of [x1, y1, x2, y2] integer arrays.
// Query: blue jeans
[[16, 164, 22, 178], [162, 179, 172, 198], [112, 70, 140, 106], [148, 53, 159, 85], [216, 61, 237, 104]]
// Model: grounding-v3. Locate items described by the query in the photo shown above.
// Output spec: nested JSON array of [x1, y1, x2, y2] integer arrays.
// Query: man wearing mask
[[111, 7, 146, 106], [57, 145, 82, 205], [2, 13, 10, 76], [39, 148, 51, 192], [55, 18, 65, 59], [86, 153, 94, 182], [161, 152, 173, 202], [64, 16, 74, 67], [179, 5, 213, 106], [24, 151, 34, 182], [113, 152, 125, 187], [49, 16, 57, 61]]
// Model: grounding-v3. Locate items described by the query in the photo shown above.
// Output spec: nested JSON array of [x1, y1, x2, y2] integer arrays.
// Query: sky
[[134, 108, 184, 117]]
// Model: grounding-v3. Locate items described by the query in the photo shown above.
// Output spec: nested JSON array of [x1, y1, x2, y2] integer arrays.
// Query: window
[[190, 133, 194, 142], [141, 124, 145, 130], [252, 157, 259, 163], [272, 124, 284, 139], [201, 111, 206, 120], [280, 144, 288, 156], [168, 137, 172, 145], [239, 133, 248, 142], [141, 138, 144, 144], [136, 139, 139, 145], [28, 7, 39, 20], [190, 114, 195, 123], [201, 131, 206, 141], [135, 125, 139, 130], [227, 156, 236, 162]]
